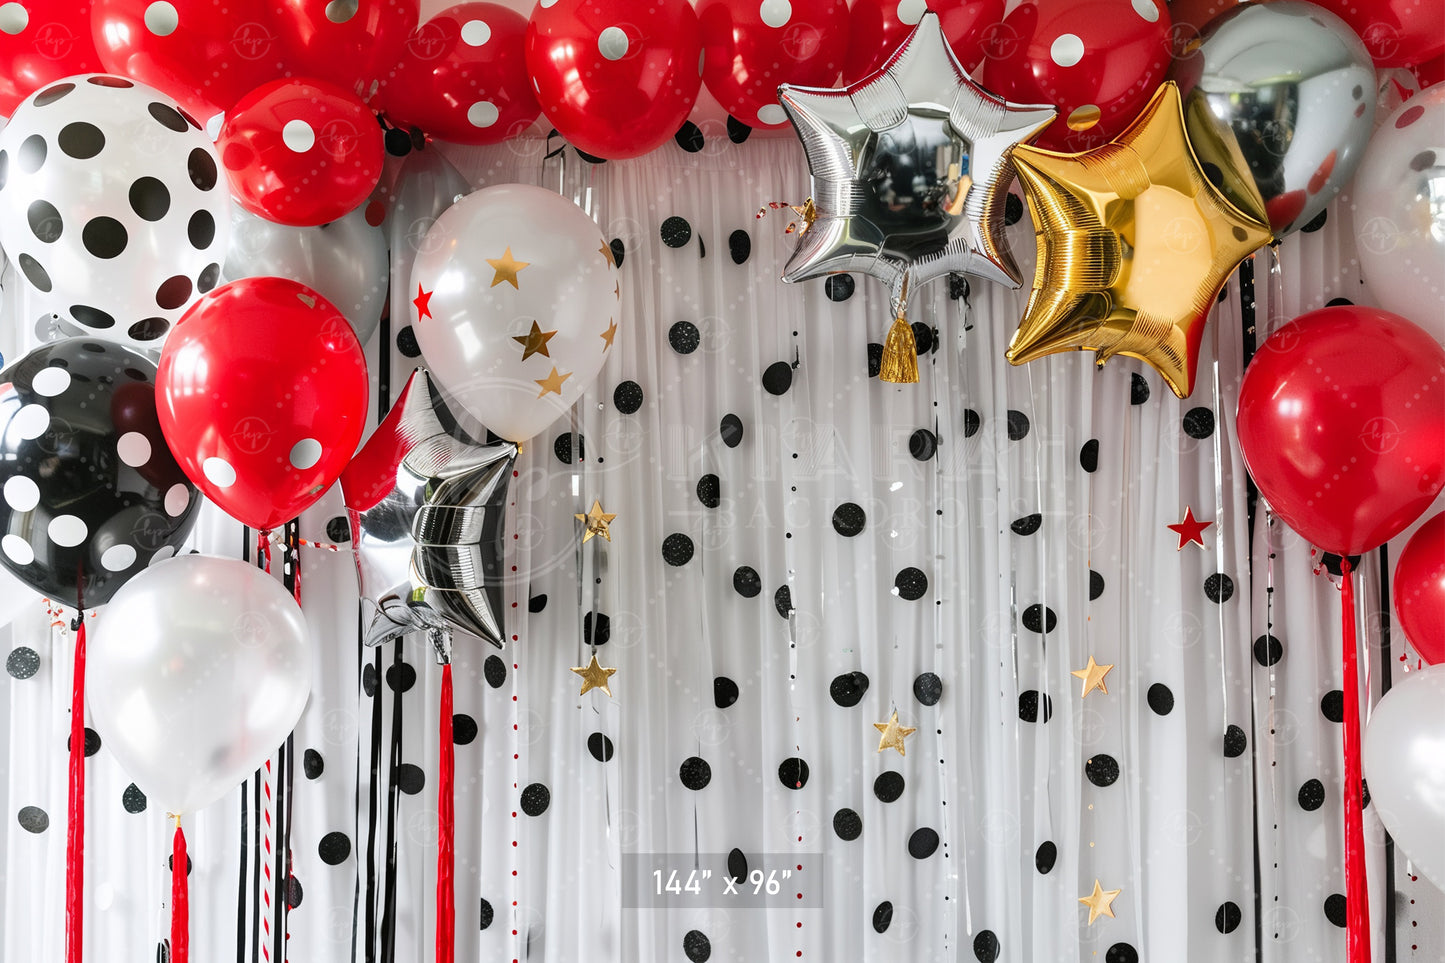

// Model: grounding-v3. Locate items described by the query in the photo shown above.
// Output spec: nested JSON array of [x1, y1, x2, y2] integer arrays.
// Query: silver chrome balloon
[[383, 146, 472, 347], [341, 368, 516, 653], [777, 10, 1055, 302], [1170, 0, 1377, 235], [222, 202, 387, 346]]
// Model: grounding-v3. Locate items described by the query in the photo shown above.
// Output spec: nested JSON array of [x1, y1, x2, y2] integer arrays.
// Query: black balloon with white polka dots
[[0, 340, 200, 607]]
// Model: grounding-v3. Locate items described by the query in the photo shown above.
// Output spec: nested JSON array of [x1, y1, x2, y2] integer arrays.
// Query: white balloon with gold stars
[[410, 183, 620, 443]]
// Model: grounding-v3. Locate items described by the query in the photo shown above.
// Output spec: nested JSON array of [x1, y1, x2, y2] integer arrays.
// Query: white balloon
[[88, 554, 311, 815], [1363, 664, 1445, 891], [410, 183, 621, 443], [0, 74, 231, 349], [1354, 86, 1445, 344], [223, 203, 387, 345]]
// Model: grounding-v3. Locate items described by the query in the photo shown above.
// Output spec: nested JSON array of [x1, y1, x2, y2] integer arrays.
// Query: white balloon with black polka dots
[[0, 73, 231, 349]]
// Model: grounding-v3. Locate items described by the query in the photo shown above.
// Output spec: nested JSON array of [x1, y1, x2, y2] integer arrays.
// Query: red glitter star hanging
[[1168, 506, 1212, 550]]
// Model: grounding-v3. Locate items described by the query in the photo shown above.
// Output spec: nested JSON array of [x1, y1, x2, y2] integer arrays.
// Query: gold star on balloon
[[873, 711, 917, 756], [599, 242, 616, 268], [571, 654, 616, 697], [534, 366, 572, 398], [511, 320, 556, 361], [1005, 82, 1272, 398], [1071, 655, 1114, 698], [486, 246, 530, 289], [574, 500, 616, 543], [1079, 880, 1122, 925], [600, 319, 617, 350]]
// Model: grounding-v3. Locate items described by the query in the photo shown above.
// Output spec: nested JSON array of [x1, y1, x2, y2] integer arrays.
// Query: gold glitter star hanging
[[534, 366, 572, 398], [571, 653, 616, 697], [574, 500, 616, 543], [512, 320, 557, 361], [600, 319, 618, 350], [1071, 655, 1114, 698], [1079, 879, 1122, 924], [873, 711, 917, 756], [486, 246, 530, 289]]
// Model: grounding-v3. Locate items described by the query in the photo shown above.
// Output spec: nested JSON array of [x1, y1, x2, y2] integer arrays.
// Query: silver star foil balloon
[[341, 368, 516, 654], [777, 10, 1056, 301]]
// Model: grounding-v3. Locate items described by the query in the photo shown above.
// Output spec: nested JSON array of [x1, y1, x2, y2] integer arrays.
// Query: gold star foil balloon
[[341, 368, 517, 652], [1005, 82, 1272, 398], [777, 10, 1055, 383]]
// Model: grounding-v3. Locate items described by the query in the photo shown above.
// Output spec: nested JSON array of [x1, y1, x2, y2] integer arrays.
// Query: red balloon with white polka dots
[[217, 77, 385, 227], [524, 0, 703, 159], [698, 0, 849, 130], [374, 2, 540, 145], [843, 0, 1005, 85], [156, 276, 370, 533], [980, 0, 1174, 152], [91, 0, 281, 124], [0, 0, 103, 115], [271, 0, 420, 100]]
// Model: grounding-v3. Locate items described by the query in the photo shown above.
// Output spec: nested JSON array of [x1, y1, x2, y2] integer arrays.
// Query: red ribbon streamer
[[172, 822, 189, 963], [65, 617, 86, 963], [1340, 559, 1371, 962], [437, 663, 455, 963]]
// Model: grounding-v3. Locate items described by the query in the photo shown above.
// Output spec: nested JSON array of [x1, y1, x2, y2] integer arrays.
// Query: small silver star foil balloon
[[341, 368, 516, 657], [777, 10, 1056, 302]]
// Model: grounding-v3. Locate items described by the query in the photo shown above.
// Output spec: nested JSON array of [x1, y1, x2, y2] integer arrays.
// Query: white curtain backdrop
[[1, 132, 1441, 962]]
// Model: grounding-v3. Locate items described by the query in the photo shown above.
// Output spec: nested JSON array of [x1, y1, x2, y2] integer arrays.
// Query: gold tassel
[[879, 310, 919, 384]]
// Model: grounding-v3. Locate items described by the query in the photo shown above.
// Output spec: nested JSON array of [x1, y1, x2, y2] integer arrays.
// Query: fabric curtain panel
[[1, 134, 1438, 962]]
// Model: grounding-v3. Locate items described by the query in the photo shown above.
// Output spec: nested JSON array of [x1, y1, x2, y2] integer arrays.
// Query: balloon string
[[172, 821, 189, 963], [65, 616, 86, 963], [1339, 558, 1371, 963], [436, 664, 455, 963]]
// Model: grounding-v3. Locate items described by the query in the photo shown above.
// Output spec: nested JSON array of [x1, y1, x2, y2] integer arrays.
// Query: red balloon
[[271, 0, 420, 100], [698, 0, 849, 129], [92, 0, 282, 121], [1309, 0, 1444, 69], [1396, 512, 1445, 664], [1237, 307, 1445, 556], [156, 277, 369, 532], [217, 78, 385, 227], [1414, 54, 1445, 90], [0, 0, 103, 115], [843, 0, 1006, 85], [980, 0, 1174, 151], [524, 0, 702, 159], [374, 3, 539, 145]]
